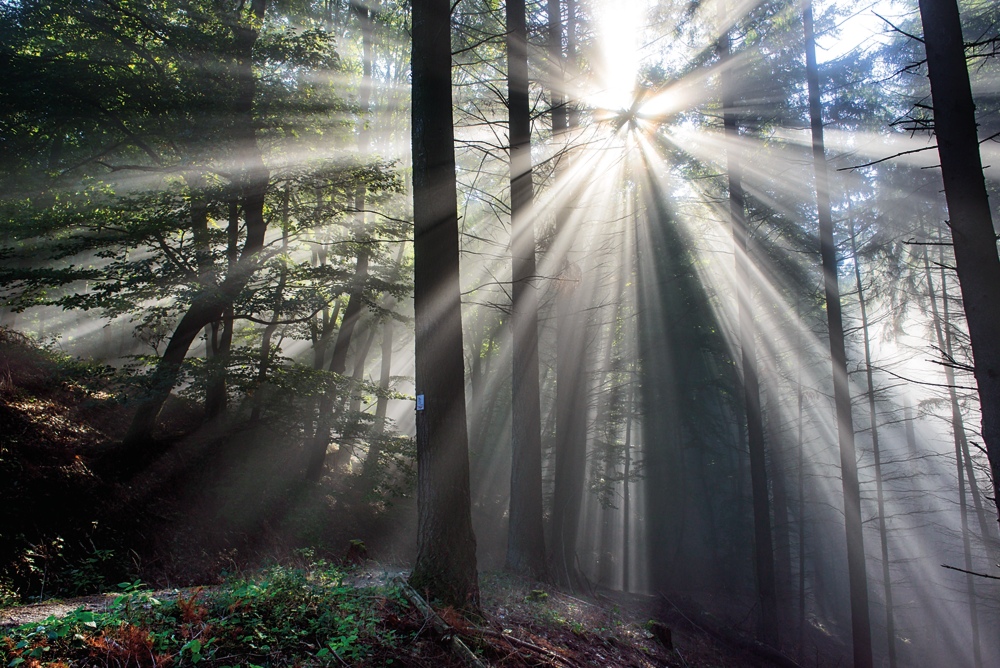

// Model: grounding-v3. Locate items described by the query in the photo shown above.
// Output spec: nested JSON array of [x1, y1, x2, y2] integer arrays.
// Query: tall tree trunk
[[803, 4, 873, 666], [796, 315, 807, 665], [850, 219, 896, 668], [918, 0, 1000, 529], [719, 15, 778, 645], [920, 0, 1000, 536], [505, 0, 547, 580], [622, 381, 634, 593], [408, 0, 479, 610], [925, 249, 983, 668], [548, 0, 588, 593], [123, 0, 270, 452]]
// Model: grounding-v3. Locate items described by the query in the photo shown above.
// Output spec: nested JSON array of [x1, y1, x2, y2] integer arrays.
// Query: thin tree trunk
[[925, 249, 983, 668], [903, 398, 918, 458], [803, 4, 873, 666], [622, 381, 633, 593], [359, 313, 395, 491], [251, 188, 291, 423], [918, 0, 1000, 530], [505, 0, 547, 580], [305, 248, 369, 481], [796, 315, 807, 665], [408, 0, 479, 610], [206, 199, 240, 419], [768, 394, 793, 617], [850, 219, 896, 668], [718, 14, 778, 644], [359, 244, 406, 484]]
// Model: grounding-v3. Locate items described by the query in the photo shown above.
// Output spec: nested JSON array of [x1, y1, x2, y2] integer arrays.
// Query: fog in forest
[[2, 0, 999, 666]]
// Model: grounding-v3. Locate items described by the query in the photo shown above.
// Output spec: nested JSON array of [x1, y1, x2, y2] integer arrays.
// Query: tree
[[917, 0, 1000, 528], [849, 217, 897, 668], [408, 0, 480, 610], [803, 2, 873, 666], [505, 0, 548, 579], [718, 12, 778, 645]]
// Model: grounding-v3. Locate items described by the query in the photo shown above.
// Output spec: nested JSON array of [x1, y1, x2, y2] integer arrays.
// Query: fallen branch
[[459, 626, 581, 668], [391, 577, 487, 668]]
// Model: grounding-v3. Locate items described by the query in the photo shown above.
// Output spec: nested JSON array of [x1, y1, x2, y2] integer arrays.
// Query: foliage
[[0, 564, 409, 667]]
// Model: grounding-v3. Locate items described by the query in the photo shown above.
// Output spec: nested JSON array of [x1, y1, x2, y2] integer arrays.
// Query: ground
[[1, 563, 800, 667]]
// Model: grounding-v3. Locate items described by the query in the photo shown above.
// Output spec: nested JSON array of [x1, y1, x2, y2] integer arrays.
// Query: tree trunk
[[305, 249, 369, 481], [796, 316, 807, 665], [505, 0, 547, 580], [918, 0, 1000, 530], [803, 4, 873, 666], [547, 0, 588, 593], [850, 219, 896, 668], [251, 188, 291, 424], [205, 199, 240, 419], [925, 248, 983, 668], [719, 16, 778, 645], [622, 381, 634, 593], [408, 0, 479, 610], [123, 0, 270, 451]]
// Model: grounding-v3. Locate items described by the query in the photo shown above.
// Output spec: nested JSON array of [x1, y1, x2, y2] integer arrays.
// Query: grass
[[1, 561, 411, 667]]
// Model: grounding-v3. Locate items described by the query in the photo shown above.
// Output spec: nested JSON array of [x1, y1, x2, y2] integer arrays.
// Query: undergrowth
[[1, 562, 409, 667]]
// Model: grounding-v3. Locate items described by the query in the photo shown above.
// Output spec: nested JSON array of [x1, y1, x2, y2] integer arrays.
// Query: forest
[[1, 0, 999, 666]]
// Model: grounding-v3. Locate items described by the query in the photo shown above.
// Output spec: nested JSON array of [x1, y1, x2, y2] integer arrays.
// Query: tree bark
[[918, 0, 1000, 530], [803, 3, 873, 666], [505, 0, 547, 581], [408, 0, 479, 610]]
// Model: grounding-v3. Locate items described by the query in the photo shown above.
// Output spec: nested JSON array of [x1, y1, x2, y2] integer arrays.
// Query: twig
[[837, 144, 937, 171], [941, 564, 1000, 580]]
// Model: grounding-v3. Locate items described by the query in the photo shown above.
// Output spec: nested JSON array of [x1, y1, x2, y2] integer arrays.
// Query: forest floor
[[0, 562, 798, 667]]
